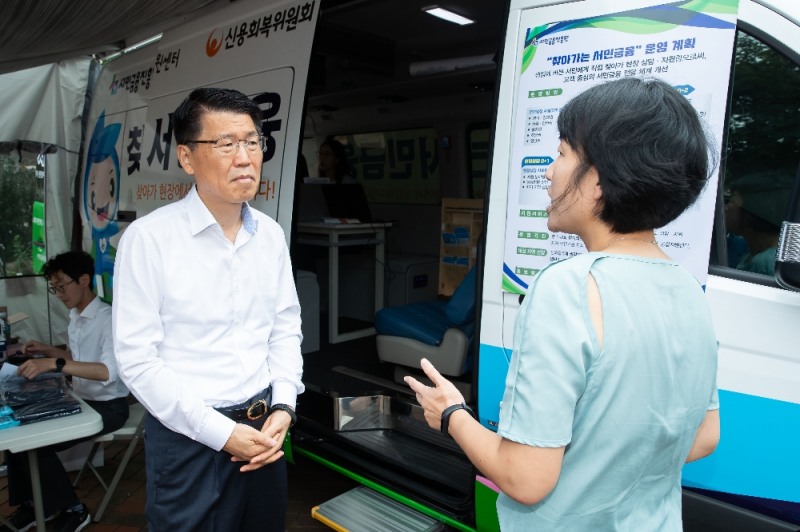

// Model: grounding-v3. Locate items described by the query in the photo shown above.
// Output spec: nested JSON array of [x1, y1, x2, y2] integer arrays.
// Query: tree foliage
[[0, 154, 39, 277], [726, 31, 800, 182]]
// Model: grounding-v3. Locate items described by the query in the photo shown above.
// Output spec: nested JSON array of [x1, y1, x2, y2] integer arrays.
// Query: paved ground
[[1, 437, 358, 531]]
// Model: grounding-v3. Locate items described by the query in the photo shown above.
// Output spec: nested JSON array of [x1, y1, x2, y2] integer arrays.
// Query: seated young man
[[1, 251, 129, 532]]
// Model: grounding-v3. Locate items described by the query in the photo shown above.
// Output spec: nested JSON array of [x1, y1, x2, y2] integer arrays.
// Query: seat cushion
[[374, 300, 450, 346]]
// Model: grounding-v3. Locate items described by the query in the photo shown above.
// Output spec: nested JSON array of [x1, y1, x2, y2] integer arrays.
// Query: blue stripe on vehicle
[[683, 389, 800, 503], [480, 343, 799, 504]]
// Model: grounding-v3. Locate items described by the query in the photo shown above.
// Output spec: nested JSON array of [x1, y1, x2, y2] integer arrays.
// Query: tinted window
[[718, 31, 800, 275], [333, 129, 441, 204], [468, 125, 490, 199]]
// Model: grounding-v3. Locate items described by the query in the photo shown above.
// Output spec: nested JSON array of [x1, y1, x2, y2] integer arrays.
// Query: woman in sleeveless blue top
[[406, 78, 720, 531]]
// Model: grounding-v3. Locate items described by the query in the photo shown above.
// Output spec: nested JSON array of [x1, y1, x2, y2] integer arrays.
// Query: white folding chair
[[73, 401, 146, 521]]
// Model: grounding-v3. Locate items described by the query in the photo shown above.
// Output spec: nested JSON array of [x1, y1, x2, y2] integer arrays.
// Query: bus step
[[311, 486, 445, 532]]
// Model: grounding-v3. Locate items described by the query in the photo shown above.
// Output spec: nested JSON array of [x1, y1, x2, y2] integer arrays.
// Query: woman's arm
[[406, 359, 564, 505], [686, 409, 720, 462]]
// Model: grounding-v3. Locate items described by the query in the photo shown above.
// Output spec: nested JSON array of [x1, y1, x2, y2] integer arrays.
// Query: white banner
[[79, 0, 318, 301]]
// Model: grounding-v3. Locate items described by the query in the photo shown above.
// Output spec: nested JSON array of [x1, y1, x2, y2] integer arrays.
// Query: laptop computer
[[296, 183, 330, 222], [320, 183, 373, 223]]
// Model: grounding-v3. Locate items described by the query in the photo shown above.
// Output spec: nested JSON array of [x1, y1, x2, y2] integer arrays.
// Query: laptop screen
[[320, 184, 372, 222], [296, 184, 329, 222]]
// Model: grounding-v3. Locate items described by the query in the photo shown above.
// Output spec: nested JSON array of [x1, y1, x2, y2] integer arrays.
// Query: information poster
[[502, 0, 739, 294]]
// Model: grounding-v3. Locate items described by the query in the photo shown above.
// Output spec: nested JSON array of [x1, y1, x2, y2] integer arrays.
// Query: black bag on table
[[2, 376, 82, 425], [4, 377, 67, 408], [12, 396, 82, 424]]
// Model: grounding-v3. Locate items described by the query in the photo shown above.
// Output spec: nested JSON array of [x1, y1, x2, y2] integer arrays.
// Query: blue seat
[[375, 268, 476, 377]]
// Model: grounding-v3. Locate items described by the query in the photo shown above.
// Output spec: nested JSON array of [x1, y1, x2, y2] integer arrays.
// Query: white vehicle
[[0, 0, 797, 530], [302, 2, 799, 529], [476, 1, 800, 530]]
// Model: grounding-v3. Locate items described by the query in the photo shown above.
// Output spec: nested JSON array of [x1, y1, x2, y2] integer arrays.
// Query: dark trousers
[[144, 401, 288, 531], [6, 397, 130, 516]]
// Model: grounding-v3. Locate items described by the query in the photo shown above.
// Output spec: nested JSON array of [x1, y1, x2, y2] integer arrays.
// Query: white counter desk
[[0, 393, 102, 530], [296, 221, 391, 344]]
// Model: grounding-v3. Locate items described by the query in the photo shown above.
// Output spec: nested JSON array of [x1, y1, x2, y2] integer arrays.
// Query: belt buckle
[[246, 399, 267, 421]]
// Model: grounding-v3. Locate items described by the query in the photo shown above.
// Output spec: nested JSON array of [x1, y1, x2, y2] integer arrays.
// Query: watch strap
[[55, 358, 66, 373], [268, 403, 297, 427], [440, 402, 475, 438]]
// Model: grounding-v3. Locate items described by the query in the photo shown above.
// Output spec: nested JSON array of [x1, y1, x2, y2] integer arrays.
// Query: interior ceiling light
[[422, 6, 474, 26]]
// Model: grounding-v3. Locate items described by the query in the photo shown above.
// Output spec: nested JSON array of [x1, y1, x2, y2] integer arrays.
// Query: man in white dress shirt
[[2, 251, 129, 532], [112, 87, 303, 531]]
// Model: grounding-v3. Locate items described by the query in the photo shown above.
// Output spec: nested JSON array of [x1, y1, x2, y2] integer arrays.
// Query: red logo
[[206, 29, 223, 57]]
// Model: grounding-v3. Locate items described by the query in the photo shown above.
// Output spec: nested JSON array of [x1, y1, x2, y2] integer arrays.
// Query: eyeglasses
[[48, 279, 75, 295], [187, 135, 266, 156]]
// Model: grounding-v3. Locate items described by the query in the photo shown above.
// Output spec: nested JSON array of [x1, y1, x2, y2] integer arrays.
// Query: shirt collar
[[185, 185, 258, 236], [241, 201, 258, 234], [71, 295, 101, 320]]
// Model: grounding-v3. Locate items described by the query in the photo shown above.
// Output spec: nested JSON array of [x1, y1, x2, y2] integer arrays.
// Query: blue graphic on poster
[[83, 112, 121, 302]]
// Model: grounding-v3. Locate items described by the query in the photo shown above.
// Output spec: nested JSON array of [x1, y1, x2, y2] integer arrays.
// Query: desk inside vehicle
[[296, 222, 392, 344]]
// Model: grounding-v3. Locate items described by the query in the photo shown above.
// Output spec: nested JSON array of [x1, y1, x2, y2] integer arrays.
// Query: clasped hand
[[224, 409, 293, 472]]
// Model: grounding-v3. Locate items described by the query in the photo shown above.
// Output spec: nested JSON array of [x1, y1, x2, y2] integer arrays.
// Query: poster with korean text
[[502, 0, 738, 294]]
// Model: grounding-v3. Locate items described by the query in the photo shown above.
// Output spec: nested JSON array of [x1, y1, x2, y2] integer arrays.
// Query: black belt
[[215, 387, 271, 422]]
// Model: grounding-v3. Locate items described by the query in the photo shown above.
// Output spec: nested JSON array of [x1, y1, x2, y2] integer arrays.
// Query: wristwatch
[[55, 358, 66, 373], [440, 402, 476, 438], [268, 403, 297, 427]]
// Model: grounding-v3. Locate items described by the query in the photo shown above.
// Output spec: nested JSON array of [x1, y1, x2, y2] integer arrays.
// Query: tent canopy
[[0, 0, 228, 75]]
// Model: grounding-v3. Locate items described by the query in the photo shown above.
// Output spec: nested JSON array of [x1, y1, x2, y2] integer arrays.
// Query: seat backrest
[[445, 267, 477, 326]]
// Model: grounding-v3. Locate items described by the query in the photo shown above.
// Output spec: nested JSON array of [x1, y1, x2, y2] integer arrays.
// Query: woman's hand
[[407, 361, 564, 505], [404, 358, 466, 431]]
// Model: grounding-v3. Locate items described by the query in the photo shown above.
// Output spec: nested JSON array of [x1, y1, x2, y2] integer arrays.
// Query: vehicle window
[[718, 30, 800, 276], [468, 124, 490, 199], [0, 150, 46, 278], [333, 129, 441, 204]]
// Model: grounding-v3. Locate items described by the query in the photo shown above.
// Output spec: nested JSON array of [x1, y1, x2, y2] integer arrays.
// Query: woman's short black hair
[[172, 88, 262, 145], [557, 77, 713, 233], [42, 251, 95, 287]]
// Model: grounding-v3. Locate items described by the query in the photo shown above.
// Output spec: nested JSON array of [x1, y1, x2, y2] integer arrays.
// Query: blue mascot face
[[87, 157, 119, 232], [83, 112, 122, 237]]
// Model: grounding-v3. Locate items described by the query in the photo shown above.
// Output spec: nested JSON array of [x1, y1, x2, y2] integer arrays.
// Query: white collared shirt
[[68, 296, 129, 401], [112, 186, 304, 451]]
